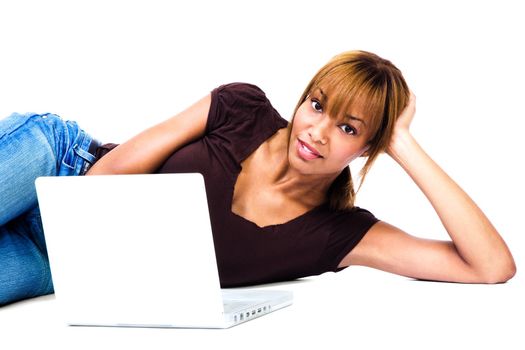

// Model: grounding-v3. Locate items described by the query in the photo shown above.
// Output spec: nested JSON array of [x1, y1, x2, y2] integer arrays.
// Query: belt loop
[[76, 135, 101, 175]]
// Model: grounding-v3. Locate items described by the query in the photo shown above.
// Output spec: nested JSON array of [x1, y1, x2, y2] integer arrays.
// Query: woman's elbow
[[496, 261, 517, 283], [479, 259, 517, 284]]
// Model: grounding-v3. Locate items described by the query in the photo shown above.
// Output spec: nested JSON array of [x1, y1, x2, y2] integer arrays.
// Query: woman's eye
[[311, 99, 323, 112], [340, 124, 357, 135]]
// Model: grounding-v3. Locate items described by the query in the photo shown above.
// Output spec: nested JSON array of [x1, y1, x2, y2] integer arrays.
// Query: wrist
[[387, 130, 420, 168]]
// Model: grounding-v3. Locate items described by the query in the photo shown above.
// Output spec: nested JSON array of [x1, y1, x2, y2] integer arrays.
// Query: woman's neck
[[264, 128, 337, 208]]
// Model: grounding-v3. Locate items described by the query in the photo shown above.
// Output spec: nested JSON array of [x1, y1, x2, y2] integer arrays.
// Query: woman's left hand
[[386, 91, 416, 159]]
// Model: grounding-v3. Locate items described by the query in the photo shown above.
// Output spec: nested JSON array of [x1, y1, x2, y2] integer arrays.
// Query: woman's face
[[288, 88, 372, 177]]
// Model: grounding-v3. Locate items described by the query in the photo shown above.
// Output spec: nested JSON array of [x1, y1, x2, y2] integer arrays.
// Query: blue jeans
[[0, 112, 99, 305]]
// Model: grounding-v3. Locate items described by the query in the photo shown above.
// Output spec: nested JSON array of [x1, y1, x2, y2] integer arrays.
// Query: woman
[[0, 50, 516, 305]]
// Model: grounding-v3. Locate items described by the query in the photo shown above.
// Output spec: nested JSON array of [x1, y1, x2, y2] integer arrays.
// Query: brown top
[[95, 83, 379, 287]]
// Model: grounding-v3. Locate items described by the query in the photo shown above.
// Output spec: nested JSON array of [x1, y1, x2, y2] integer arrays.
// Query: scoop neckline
[[228, 187, 326, 230]]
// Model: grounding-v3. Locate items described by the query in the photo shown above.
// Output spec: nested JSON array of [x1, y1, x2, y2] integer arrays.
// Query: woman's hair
[[290, 50, 410, 211]]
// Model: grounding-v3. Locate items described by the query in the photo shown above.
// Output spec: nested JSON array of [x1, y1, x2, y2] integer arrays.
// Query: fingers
[[405, 91, 416, 113], [394, 91, 416, 130]]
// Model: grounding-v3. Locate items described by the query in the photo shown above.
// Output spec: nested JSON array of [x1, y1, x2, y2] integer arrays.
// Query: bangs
[[291, 50, 410, 211], [311, 64, 387, 140]]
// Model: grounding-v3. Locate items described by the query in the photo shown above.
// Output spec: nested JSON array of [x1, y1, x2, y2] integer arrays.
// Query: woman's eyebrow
[[346, 114, 367, 127], [318, 87, 367, 127], [315, 88, 327, 102]]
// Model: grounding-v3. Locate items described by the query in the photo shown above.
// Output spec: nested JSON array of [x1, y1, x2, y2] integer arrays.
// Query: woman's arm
[[86, 94, 211, 175], [342, 93, 516, 283]]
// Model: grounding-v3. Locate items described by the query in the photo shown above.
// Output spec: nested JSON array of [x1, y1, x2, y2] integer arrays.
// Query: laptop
[[35, 173, 292, 328]]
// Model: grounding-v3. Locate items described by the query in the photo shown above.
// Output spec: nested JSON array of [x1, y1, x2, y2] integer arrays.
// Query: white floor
[[2, 267, 523, 350]]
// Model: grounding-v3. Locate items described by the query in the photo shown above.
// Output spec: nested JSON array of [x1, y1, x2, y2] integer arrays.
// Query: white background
[[1, 0, 523, 349]]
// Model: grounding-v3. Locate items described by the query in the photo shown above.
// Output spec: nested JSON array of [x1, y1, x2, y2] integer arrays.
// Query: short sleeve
[[207, 82, 276, 133], [205, 82, 288, 163], [318, 207, 379, 273]]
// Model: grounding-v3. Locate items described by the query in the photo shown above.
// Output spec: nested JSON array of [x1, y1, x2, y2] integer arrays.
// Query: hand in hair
[[343, 90, 515, 283], [386, 91, 416, 161]]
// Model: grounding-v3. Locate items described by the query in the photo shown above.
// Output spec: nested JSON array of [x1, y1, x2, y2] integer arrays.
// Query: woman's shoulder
[[212, 82, 271, 108], [214, 82, 266, 96], [319, 204, 378, 224], [300, 203, 379, 239], [208, 82, 287, 132], [336, 206, 377, 235]]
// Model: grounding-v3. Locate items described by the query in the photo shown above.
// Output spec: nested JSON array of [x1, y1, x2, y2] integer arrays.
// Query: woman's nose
[[309, 116, 329, 145]]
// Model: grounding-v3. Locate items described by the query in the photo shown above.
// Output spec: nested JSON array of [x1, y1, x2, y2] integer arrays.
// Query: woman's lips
[[297, 139, 322, 160]]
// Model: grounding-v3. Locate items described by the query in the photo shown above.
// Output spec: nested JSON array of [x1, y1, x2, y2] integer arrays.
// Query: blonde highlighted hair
[[291, 50, 410, 211]]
